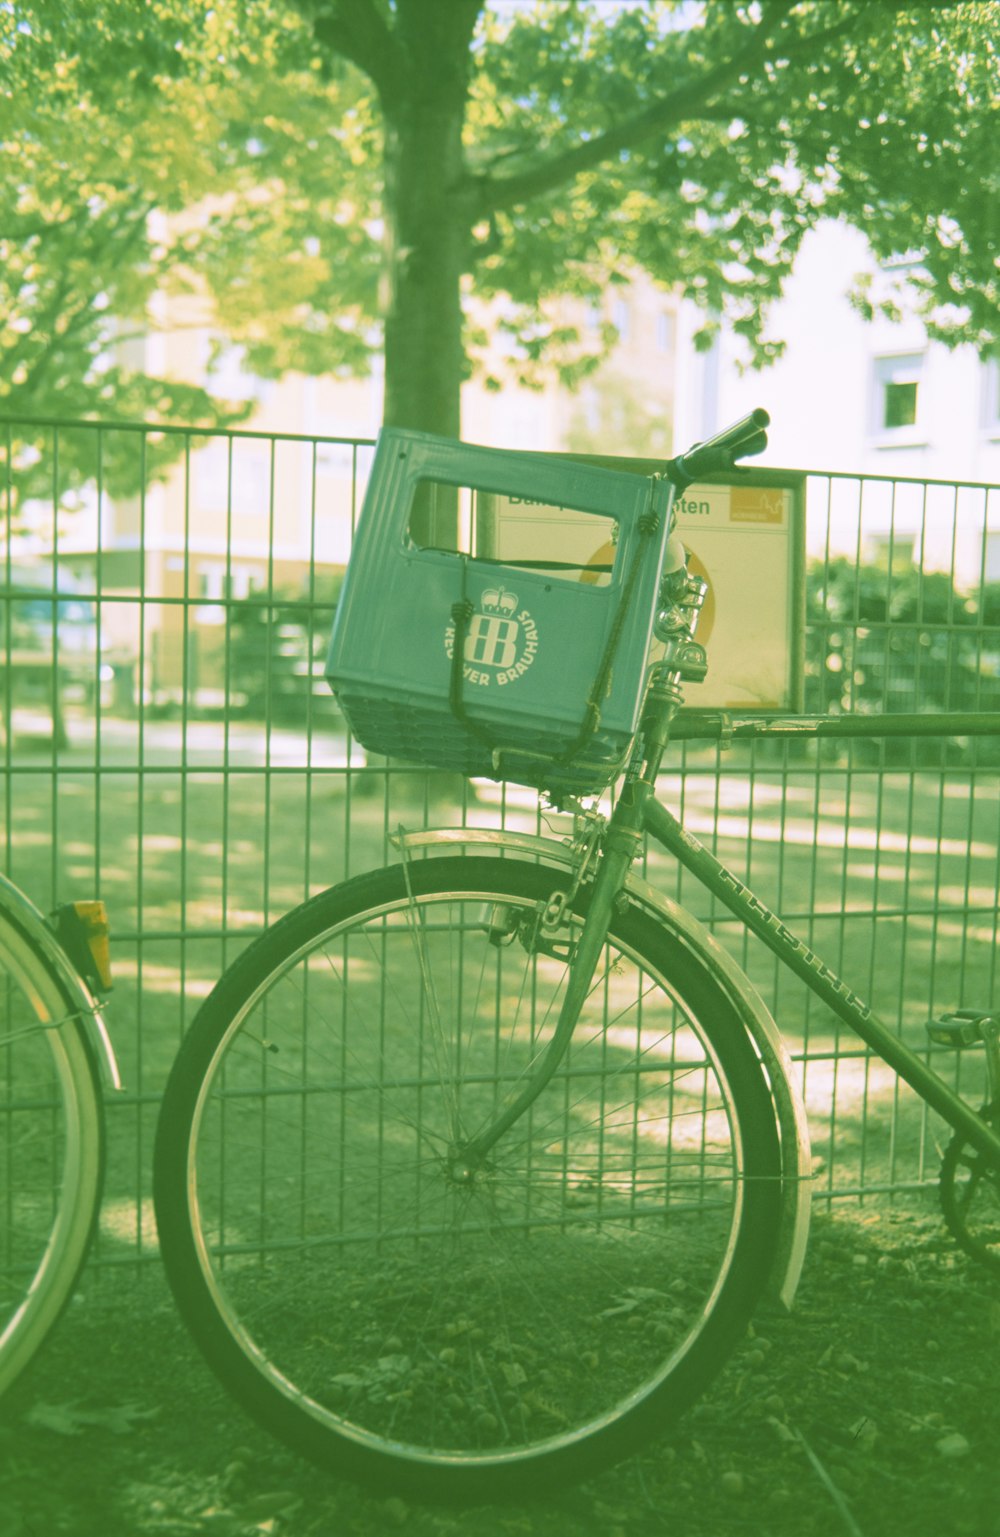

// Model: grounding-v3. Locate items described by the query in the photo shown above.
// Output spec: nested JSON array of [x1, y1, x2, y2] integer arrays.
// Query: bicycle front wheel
[[154, 856, 781, 1499], [0, 907, 104, 1397]]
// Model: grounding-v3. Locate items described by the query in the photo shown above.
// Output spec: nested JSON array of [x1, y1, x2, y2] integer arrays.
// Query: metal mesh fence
[[1, 416, 999, 1264]]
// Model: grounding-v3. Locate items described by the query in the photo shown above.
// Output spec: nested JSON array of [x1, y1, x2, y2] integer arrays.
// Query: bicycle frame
[[598, 519, 1000, 1172], [600, 683, 1000, 1170], [397, 458, 1000, 1306], [402, 710, 1000, 1173], [644, 791, 1000, 1163], [398, 717, 1000, 1310]]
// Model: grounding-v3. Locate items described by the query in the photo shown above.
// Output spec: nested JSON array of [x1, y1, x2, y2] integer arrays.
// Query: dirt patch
[[1, 1199, 998, 1537]]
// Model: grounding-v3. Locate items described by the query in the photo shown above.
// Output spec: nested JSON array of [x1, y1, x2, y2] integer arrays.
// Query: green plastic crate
[[326, 428, 671, 797]]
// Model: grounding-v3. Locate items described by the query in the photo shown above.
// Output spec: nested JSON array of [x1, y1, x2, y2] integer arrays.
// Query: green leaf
[[2, 0, 997, 443], [26, 1400, 159, 1436]]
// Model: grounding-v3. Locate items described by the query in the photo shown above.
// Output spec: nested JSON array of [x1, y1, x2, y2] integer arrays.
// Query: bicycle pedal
[[926, 1012, 996, 1049]]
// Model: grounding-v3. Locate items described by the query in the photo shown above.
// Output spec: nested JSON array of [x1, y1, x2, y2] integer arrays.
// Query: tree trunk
[[381, 3, 478, 441]]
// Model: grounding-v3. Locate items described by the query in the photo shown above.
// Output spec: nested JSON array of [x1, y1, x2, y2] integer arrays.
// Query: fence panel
[[1, 415, 998, 1264]]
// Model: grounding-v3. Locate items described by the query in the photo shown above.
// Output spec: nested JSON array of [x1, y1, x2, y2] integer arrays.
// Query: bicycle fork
[[455, 526, 702, 1172], [456, 794, 647, 1172]]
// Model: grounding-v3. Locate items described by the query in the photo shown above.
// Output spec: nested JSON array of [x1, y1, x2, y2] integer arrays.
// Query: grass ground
[[3, 713, 1000, 1534], [2, 1201, 998, 1537], [7, 716, 992, 1226]]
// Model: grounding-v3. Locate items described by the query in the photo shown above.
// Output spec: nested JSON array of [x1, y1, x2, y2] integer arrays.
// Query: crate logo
[[444, 587, 538, 686]]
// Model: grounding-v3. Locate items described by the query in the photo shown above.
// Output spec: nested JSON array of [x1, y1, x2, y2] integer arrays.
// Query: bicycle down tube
[[643, 795, 1000, 1166]]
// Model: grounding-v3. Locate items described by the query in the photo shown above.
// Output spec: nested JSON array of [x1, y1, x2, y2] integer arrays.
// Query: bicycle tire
[[0, 907, 105, 1398], [154, 855, 781, 1499]]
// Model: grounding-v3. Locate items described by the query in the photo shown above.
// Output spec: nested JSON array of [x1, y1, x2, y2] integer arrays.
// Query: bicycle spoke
[[156, 859, 779, 1495]]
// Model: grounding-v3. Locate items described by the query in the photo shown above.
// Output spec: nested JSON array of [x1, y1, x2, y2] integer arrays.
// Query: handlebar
[[665, 408, 770, 490]]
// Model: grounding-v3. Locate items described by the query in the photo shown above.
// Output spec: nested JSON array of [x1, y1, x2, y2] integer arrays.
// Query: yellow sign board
[[488, 463, 805, 711]]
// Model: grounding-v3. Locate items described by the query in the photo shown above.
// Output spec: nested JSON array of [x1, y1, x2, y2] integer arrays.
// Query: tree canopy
[[2, 0, 998, 448]]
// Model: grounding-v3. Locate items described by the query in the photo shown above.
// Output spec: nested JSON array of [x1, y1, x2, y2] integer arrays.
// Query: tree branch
[[0, 212, 83, 242], [17, 284, 84, 398], [4, 204, 156, 403], [474, 0, 812, 214], [753, 3, 873, 72], [304, 0, 404, 103]]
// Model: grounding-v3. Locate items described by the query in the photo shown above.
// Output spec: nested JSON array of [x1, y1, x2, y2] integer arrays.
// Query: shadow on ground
[[1, 1199, 998, 1537]]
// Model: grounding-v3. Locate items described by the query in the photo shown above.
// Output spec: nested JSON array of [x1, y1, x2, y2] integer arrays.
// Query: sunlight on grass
[[5, 727, 997, 1253], [801, 1055, 903, 1118], [99, 1198, 158, 1250], [109, 959, 217, 998], [603, 1024, 710, 1064], [680, 810, 994, 857]]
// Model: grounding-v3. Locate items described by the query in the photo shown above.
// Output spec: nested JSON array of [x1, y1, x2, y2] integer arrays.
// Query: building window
[[194, 440, 231, 513], [196, 565, 228, 626], [611, 297, 631, 343], [196, 562, 259, 624], [872, 354, 924, 439], [982, 356, 1000, 435], [884, 378, 918, 429], [865, 532, 916, 570], [985, 532, 1000, 583]]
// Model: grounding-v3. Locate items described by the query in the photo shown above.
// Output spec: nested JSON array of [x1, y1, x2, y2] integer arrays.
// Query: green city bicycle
[[153, 410, 1000, 1500]]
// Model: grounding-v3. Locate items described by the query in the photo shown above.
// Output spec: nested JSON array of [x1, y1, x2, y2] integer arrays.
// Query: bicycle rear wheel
[[0, 907, 104, 1397], [154, 856, 781, 1499]]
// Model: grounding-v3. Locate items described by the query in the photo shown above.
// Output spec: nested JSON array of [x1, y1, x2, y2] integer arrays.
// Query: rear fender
[[0, 872, 121, 1091]]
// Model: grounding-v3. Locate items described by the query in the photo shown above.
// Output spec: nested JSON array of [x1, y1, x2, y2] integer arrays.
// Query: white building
[[673, 220, 1000, 487], [672, 221, 1000, 582]]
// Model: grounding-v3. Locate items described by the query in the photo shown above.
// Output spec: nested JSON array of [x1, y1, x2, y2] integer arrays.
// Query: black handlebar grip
[[668, 408, 770, 488], [700, 407, 770, 453], [732, 427, 768, 460]]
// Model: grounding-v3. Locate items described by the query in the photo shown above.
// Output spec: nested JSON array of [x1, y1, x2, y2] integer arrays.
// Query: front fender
[[0, 872, 121, 1091], [394, 824, 811, 1311]]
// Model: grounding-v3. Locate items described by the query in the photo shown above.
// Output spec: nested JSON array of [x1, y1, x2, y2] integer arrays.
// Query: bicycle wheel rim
[[170, 860, 778, 1485], [0, 913, 103, 1396]]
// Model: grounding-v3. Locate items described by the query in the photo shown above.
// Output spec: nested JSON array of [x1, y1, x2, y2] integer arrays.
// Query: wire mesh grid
[[1, 415, 998, 1264]]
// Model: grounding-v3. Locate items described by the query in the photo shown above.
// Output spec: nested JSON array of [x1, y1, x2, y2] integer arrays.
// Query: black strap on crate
[[448, 596, 495, 752], [448, 496, 661, 781]]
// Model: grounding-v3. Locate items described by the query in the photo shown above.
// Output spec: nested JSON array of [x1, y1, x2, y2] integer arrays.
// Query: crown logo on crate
[[481, 587, 518, 616]]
